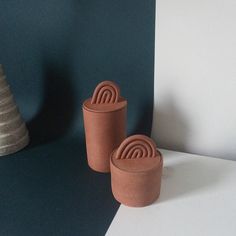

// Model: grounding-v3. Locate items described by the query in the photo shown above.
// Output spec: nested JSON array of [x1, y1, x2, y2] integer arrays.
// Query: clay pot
[[83, 81, 127, 173], [0, 65, 29, 156], [110, 134, 163, 207]]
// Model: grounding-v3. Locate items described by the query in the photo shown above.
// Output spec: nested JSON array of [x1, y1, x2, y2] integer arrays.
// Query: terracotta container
[[0, 64, 29, 156], [110, 134, 163, 207], [83, 81, 127, 173]]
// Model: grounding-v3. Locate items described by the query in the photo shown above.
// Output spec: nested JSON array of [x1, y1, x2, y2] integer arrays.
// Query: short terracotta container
[[110, 135, 163, 207], [83, 81, 127, 173]]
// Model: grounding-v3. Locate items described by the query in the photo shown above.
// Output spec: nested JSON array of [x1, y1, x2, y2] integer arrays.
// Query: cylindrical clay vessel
[[110, 135, 163, 207], [83, 81, 127, 173]]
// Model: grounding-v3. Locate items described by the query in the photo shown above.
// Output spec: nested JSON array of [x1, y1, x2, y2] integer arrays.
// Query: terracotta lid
[[83, 81, 127, 113], [110, 135, 163, 207]]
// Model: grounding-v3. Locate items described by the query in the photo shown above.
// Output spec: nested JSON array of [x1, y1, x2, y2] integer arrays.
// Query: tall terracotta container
[[110, 135, 163, 207], [83, 81, 127, 173]]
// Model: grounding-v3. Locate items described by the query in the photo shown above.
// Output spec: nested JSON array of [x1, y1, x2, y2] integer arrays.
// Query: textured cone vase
[[83, 81, 127, 173], [0, 65, 29, 156], [110, 135, 163, 207]]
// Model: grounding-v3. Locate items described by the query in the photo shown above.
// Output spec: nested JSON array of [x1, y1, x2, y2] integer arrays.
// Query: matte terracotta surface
[[0, 64, 29, 156], [91, 80, 120, 104], [83, 81, 127, 173], [110, 135, 163, 207]]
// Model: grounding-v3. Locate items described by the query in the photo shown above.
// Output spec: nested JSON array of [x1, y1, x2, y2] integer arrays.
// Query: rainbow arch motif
[[91, 81, 120, 104], [116, 135, 157, 159]]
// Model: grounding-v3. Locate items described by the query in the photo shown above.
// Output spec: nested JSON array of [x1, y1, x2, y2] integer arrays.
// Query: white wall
[[153, 0, 236, 160]]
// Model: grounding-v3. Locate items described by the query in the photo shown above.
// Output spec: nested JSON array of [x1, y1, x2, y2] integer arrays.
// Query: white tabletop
[[106, 149, 236, 236]]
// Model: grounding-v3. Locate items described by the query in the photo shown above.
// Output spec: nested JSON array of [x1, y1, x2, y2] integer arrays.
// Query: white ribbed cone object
[[0, 64, 29, 156]]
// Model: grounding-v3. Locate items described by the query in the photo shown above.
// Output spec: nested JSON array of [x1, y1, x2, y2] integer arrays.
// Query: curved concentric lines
[[116, 135, 157, 159], [91, 81, 120, 104]]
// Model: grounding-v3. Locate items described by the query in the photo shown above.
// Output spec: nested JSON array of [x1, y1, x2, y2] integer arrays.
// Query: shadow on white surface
[[155, 153, 230, 204], [153, 95, 190, 152]]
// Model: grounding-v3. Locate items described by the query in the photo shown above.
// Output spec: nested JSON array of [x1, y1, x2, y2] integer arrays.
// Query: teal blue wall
[[0, 0, 155, 235]]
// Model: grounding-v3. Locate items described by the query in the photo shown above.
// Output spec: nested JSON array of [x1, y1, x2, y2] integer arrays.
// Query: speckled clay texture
[[110, 134, 163, 207], [83, 81, 127, 173]]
